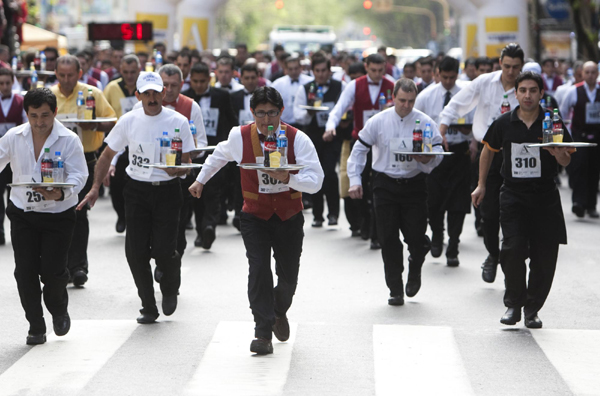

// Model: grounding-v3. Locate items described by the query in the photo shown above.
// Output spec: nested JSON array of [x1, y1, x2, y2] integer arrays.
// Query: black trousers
[[372, 172, 430, 296], [499, 185, 565, 318], [124, 179, 182, 316], [7, 202, 76, 334], [110, 148, 129, 222], [480, 151, 503, 258], [362, 151, 378, 240], [306, 131, 341, 221], [240, 211, 304, 340], [0, 165, 12, 237], [567, 144, 599, 210], [177, 174, 195, 256], [67, 156, 94, 275], [194, 167, 225, 234]]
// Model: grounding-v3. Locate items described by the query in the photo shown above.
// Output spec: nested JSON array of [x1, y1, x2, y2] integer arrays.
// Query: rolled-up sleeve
[[287, 130, 324, 194], [63, 135, 89, 200]]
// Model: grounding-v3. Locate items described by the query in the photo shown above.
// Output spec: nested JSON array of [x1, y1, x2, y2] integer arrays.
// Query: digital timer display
[[88, 23, 153, 41]]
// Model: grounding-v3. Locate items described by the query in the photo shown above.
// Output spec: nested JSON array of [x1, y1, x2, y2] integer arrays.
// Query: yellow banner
[[466, 24, 479, 58], [134, 13, 169, 53], [486, 43, 509, 58], [485, 17, 518, 33], [181, 18, 209, 50]]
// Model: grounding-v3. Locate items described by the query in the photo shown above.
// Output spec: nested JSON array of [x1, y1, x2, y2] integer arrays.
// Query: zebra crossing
[[0, 320, 598, 396]]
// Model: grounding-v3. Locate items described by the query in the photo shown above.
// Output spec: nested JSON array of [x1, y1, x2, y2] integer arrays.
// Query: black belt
[[84, 152, 97, 163], [126, 176, 181, 187], [374, 170, 426, 184]]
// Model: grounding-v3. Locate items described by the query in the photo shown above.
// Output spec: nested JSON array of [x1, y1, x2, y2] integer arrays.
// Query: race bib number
[[203, 108, 220, 137], [363, 109, 378, 124], [57, 114, 83, 140], [389, 138, 417, 171], [446, 127, 468, 145], [585, 102, 600, 124], [128, 142, 155, 180], [256, 157, 289, 194], [0, 122, 16, 137], [316, 101, 334, 128], [511, 143, 541, 178], [16, 175, 56, 212], [239, 109, 253, 125], [120, 96, 138, 115]]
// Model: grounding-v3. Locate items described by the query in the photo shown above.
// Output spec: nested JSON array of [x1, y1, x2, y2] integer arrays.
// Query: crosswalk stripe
[[0, 320, 137, 395], [184, 321, 297, 396], [373, 325, 475, 396], [532, 329, 600, 396]]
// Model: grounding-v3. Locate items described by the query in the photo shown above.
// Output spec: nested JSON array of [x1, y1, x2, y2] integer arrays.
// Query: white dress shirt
[[414, 81, 474, 145], [215, 79, 244, 93], [554, 80, 574, 110], [347, 108, 443, 187], [332, 70, 351, 84], [325, 76, 385, 131], [0, 93, 28, 136], [80, 74, 103, 90], [271, 74, 314, 125], [438, 70, 519, 142], [293, 80, 346, 126], [0, 119, 88, 212], [559, 82, 599, 125], [87, 69, 109, 90], [182, 76, 191, 93], [105, 107, 195, 182], [196, 123, 324, 194]]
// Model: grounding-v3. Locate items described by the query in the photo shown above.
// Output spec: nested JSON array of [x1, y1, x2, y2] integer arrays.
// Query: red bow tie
[[163, 100, 177, 107]]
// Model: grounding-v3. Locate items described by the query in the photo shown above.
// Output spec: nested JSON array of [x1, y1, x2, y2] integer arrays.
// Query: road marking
[[532, 329, 600, 395], [373, 325, 475, 396], [0, 320, 136, 395], [184, 321, 297, 396]]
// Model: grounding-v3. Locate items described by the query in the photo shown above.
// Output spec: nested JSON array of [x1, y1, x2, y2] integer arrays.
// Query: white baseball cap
[[137, 72, 164, 93], [522, 62, 542, 75]]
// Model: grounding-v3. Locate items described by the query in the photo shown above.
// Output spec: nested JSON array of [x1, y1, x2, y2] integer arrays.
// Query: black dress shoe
[[185, 220, 194, 230], [26, 333, 46, 345], [202, 226, 216, 250], [525, 314, 543, 329], [154, 266, 163, 283], [137, 312, 159, 324], [233, 216, 241, 231], [476, 224, 484, 237], [388, 295, 404, 306], [272, 315, 290, 342], [370, 240, 381, 250], [53, 313, 70, 336], [572, 204, 585, 218], [116, 218, 126, 233], [72, 270, 88, 288], [405, 276, 421, 298], [0, 233, 6, 245], [351, 229, 361, 237], [446, 256, 460, 267], [250, 338, 273, 355], [162, 294, 177, 316], [312, 219, 323, 228], [430, 243, 443, 258], [500, 307, 521, 325], [481, 255, 499, 283], [587, 209, 600, 218], [194, 235, 202, 247], [328, 216, 338, 226]]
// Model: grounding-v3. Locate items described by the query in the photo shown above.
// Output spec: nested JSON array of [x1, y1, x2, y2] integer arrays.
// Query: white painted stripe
[[373, 325, 475, 396], [0, 320, 137, 395], [532, 329, 600, 396], [184, 321, 297, 396]]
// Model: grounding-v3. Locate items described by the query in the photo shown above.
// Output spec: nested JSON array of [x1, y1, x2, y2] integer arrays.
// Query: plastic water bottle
[[540, 99, 546, 110], [277, 130, 288, 166], [11, 56, 17, 71], [77, 91, 85, 119], [379, 93, 386, 110], [543, 112, 553, 143], [160, 131, 171, 164], [189, 120, 197, 147], [314, 87, 324, 107], [155, 51, 163, 69], [30, 65, 38, 91], [41, 148, 54, 182], [423, 123, 433, 152], [40, 51, 47, 71], [53, 151, 64, 183]]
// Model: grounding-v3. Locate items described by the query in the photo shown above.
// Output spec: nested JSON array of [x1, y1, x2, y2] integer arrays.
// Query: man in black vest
[[294, 52, 342, 227], [182, 62, 238, 248], [559, 61, 600, 218]]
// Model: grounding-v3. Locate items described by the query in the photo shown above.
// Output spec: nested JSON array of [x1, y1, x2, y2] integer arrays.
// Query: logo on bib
[[519, 146, 530, 155], [136, 144, 145, 154], [399, 140, 409, 149]]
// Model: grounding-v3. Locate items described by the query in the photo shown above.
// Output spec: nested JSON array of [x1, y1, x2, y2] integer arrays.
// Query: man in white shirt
[[271, 56, 313, 127], [347, 79, 443, 306], [214, 56, 244, 93], [0, 88, 88, 345], [414, 56, 474, 267], [176, 50, 192, 92], [189, 86, 323, 355], [78, 72, 195, 324], [555, 61, 583, 109], [438, 43, 524, 284]]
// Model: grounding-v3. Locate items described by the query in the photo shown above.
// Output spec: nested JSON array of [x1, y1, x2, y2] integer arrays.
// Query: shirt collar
[[509, 105, 545, 123], [257, 123, 282, 136], [367, 76, 381, 85]]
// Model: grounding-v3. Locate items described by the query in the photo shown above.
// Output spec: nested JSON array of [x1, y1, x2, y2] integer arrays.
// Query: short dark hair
[[216, 56, 235, 70], [500, 43, 524, 63], [190, 62, 210, 77], [348, 62, 366, 76], [236, 43, 248, 51], [465, 57, 476, 67], [365, 53, 385, 65], [419, 57, 435, 68], [274, 44, 285, 53], [541, 58, 555, 67], [43, 47, 59, 59], [311, 52, 330, 70], [438, 56, 459, 73], [515, 71, 543, 91], [475, 56, 492, 69], [24, 88, 57, 113], [240, 63, 258, 76], [284, 55, 300, 66], [0, 67, 14, 79], [393, 78, 418, 96], [403, 62, 416, 71], [177, 50, 192, 63], [250, 86, 284, 110]]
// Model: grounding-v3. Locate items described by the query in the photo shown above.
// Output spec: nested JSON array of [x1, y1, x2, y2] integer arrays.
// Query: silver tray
[[238, 163, 307, 171], [526, 142, 597, 148], [190, 146, 217, 153], [16, 70, 56, 77], [58, 117, 117, 123], [147, 163, 203, 169], [298, 105, 330, 111], [393, 151, 454, 156], [9, 182, 76, 188]]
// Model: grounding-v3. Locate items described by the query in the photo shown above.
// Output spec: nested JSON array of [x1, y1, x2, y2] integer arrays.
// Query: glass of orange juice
[[553, 128, 563, 143]]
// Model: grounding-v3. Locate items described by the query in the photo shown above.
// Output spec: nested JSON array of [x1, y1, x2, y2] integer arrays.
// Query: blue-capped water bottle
[[11, 56, 17, 71], [378, 93, 386, 110], [53, 151, 64, 183], [155, 51, 163, 69], [277, 130, 288, 166], [160, 131, 171, 164], [189, 120, 197, 147], [77, 91, 85, 119], [542, 112, 552, 143], [540, 98, 546, 110], [423, 123, 433, 152], [40, 51, 47, 71]]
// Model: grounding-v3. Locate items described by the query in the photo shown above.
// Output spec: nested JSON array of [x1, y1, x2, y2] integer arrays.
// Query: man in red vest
[[189, 87, 323, 355]]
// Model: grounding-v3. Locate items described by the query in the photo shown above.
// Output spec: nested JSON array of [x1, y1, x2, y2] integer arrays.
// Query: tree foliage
[[567, 0, 600, 61]]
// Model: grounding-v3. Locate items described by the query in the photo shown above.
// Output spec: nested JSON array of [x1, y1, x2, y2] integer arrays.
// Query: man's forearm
[[478, 146, 495, 187], [97, 122, 115, 133], [92, 151, 115, 190]]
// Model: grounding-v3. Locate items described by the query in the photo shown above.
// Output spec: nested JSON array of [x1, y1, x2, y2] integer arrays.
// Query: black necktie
[[368, 82, 379, 86], [443, 91, 451, 107], [291, 79, 299, 84], [197, 92, 210, 100], [1, 95, 10, 100], [223, 84, 232, 89], [244, 91, 252, 96]]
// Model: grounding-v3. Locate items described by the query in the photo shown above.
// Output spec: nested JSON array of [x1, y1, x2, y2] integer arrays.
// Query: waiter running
[[78, 72, 195, 324], [472, 72, 572, 328], [189, 86, 323, 355], [347, 78, 443, 306]]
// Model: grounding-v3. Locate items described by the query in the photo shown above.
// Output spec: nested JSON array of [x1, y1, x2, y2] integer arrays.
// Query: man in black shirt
[[472, 72, 573, 329]]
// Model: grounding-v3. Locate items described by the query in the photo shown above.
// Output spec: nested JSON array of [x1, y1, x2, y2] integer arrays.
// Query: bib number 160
[[394, 153, 414, 162]]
